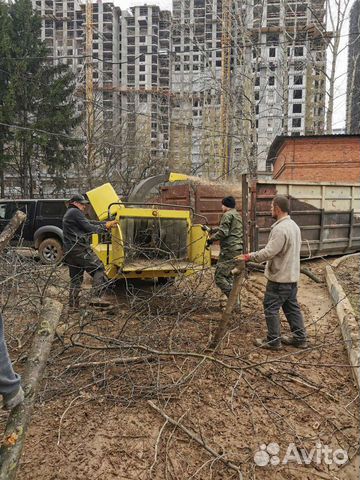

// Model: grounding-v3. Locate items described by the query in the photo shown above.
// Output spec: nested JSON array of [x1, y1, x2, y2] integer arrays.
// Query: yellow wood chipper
[[86, 173, 211, 281]]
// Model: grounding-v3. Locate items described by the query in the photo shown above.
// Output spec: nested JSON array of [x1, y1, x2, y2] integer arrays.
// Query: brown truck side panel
[[156, 180, 360, 257], [160, 183, 242, 227], [251, 181, 360, 257]]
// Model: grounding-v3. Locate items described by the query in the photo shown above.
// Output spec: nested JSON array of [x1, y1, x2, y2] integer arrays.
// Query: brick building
[[268, 135, 360, 182]]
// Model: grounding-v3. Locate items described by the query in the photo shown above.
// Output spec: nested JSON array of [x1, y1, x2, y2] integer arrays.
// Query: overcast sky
[[114, 0, 355, 130]]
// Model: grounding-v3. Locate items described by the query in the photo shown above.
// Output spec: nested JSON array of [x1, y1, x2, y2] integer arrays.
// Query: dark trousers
[[263, 280, 307, 345], [215, 251, 242, 296], [64, 248, 108, 307], [0, 314, 21, 399]]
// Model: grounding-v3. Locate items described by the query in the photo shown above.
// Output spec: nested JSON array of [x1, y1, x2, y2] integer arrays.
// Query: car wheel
[[38, 238, 63, 265]]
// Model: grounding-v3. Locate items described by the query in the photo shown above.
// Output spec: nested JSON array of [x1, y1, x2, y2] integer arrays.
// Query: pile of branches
[[0, 239, 358, 479]]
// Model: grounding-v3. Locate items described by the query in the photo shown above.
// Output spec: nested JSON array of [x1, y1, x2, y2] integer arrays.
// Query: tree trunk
[[19, 138, 26, 198], [346, 53, 359, 132], [27, 155, 34, 199], [0, 298, 63, 480], [247, 261, 321, 283], [209, 260, 246, 350], [326, 40, 339, 134], [0, 211, 27, 254], [0, 170, 4, 198]]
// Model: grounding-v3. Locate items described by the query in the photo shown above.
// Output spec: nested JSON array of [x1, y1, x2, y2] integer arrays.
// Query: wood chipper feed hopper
[[86, 182, 211, 280]]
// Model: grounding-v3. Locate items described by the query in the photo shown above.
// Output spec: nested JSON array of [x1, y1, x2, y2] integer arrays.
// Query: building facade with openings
[[32, 0, 121, 132], [119, 5, 171, 170], [31, 1, 171, 190], [170, 0, 328, 177], [31, 0, 328, 183]]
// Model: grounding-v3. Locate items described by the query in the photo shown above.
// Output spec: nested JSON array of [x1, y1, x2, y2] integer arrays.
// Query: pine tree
[[0, 1, 13, 195], [0, 0, 82, 197]]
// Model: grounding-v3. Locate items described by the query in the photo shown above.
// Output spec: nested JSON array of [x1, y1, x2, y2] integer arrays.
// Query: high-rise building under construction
[[170, 0, 328, 177], [119, 5, 171, 166], [32, 0, 328, 181], [32, 0, 171, 184], [32, 0, 121, 129]]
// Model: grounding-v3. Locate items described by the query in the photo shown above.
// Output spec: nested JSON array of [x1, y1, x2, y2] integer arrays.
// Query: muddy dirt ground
[[0, 254, 359, 480], [334, 255, 359, 318]]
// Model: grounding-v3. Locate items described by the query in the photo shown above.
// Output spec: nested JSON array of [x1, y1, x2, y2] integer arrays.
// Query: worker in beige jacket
[[237, 195, 308, 350]]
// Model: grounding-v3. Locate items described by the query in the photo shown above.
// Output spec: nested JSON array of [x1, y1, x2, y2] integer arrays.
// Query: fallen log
[[247, 261, 321, 283], [209, 260, 246, 350], [66, 354, 157, 369], [299, 266, 322, 284], [0, 211, 27, 254], [0, 297, 63, 479]]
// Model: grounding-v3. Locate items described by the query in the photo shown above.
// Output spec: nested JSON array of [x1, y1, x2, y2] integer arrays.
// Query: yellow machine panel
[[190, 225, 211, 267], [168, 173, 189, 182], [87, 183, 122, 220], [87, 181, 210, 281]]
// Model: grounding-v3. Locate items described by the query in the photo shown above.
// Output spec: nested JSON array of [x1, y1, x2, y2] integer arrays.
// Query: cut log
[[67, 354, 156, 369], [247, 261, 321, 283], [0, 211, 27, 254], [209, 260, 246, 350], [0, 298, 63, 480], [299, 267, 322, 284]]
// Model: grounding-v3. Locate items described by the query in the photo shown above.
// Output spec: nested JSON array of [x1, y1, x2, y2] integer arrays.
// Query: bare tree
[[325, 0, 353, 132]]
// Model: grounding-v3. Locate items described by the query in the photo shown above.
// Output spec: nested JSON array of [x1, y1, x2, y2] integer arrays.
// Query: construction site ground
[[334, 255, 359, 319], [0, 254, 359, 480]]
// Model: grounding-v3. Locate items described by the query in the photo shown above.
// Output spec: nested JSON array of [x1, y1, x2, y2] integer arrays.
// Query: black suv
[[0, 199, 67, 264]]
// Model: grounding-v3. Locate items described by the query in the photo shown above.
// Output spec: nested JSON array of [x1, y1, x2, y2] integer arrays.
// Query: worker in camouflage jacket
[[207, 196, 243, 301]]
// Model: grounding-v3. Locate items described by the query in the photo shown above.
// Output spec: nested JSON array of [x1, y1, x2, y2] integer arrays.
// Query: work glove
[[234, 253, 252, 262], [201, 225, 212, 233], [105, 220, 119, 230], [206, 238, 214, 248]]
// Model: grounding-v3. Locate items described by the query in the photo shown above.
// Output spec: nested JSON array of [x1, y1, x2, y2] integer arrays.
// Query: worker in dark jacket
[[207, 196, 243, 302], [63, 194, 118, 308]]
